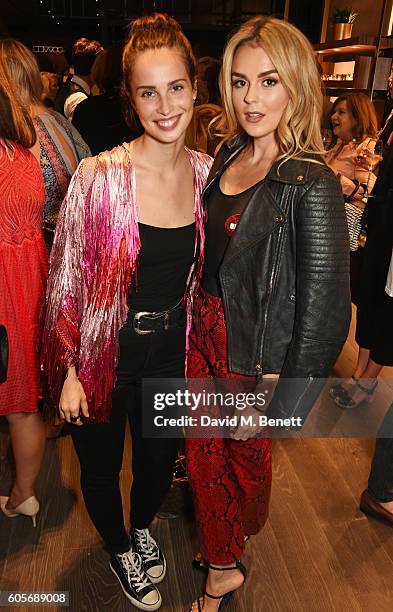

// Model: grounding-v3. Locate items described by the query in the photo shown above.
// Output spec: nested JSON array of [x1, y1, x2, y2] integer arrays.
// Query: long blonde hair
[[217, 16, 324, 161], [0, 48, 36, 147], [0, 39, 43, 109]]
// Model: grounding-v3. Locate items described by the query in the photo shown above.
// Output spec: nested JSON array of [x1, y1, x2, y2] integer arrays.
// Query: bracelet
[[344, 179, 360, 202]]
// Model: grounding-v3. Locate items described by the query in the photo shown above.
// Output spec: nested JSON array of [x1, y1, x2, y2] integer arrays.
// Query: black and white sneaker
[[131, 528, 167, 584], [110, 548, 162, 610]]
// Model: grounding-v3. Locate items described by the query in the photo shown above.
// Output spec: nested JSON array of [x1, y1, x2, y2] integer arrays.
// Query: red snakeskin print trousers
[[186, 288, 272, 564]]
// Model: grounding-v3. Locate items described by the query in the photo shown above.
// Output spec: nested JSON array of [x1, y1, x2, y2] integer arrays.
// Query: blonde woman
[[186, 16, 351, 611]]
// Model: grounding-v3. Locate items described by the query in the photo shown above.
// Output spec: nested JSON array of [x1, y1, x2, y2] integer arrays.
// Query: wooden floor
[[1, 306, 393, 612]]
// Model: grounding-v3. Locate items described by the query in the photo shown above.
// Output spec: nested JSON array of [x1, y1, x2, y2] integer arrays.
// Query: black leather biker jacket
[[202, 138, 352, 423]]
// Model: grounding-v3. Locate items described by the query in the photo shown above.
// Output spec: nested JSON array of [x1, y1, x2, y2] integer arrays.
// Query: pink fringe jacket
[[41, 144, 213, 422]]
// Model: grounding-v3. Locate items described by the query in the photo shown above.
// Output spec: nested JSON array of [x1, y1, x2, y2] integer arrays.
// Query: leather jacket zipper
[[255, 258, 276, 380], [255, 187, 291, 379]]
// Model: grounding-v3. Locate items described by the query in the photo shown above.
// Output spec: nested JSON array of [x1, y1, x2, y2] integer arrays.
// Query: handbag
[[344, 199, 365, 252], [0, 324, 8, 383]]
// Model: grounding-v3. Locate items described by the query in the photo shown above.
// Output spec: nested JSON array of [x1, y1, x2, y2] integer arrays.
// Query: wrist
[[65, 366, 78, 382], [344, 179, 360, 201]]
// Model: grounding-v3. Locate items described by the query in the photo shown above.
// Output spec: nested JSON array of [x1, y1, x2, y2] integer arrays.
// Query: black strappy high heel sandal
[[192, 537, 250, 575], [192, 560, 247, 611]]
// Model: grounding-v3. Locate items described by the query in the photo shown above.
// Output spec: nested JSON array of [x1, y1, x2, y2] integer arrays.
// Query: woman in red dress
[[0, 56, 48, 526]]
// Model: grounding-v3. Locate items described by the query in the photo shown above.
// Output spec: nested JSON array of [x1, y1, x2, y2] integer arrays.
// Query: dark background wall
[[288, 0, 324, 44], [0, 0, 325, 54]]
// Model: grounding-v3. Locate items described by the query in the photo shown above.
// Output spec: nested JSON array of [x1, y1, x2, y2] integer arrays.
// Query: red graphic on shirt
[[224, 213, 240, 236]]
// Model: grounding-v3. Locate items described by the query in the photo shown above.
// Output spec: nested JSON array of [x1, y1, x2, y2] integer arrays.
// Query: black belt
[[129, 302, 186, 335]]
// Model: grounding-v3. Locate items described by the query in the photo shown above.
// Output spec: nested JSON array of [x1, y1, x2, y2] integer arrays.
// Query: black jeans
[[367, 403, 393, 503], [71, 314, 185, 554]]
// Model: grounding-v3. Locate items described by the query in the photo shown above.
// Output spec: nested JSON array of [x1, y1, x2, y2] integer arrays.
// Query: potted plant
[[333, 7, 359, 40]]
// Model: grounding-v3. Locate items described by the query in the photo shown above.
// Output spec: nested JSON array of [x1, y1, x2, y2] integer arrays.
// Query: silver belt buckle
[[133, 311, 155, 335]]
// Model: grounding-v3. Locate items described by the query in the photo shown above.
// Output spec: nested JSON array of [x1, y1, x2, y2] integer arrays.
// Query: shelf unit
[[315, 36, 392, 95], [315, 36, 377, 55], [314, 35, 393, 124]]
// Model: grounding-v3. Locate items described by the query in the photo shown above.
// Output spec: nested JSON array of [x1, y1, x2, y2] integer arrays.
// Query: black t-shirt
[[202, 177, 264, 297], [129, 222, 196, 312]]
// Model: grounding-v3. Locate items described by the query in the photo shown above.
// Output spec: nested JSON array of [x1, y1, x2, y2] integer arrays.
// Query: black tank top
[[129, 222, 196, 311], [202, 178, 264, 297]]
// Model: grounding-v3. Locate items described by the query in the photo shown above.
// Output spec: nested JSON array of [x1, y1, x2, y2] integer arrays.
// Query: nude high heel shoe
[[0, 496, 39, 527]]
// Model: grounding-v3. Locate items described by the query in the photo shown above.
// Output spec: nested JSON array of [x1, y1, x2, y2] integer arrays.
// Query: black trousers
[[350, 249, 364, 305], [367, 403, 393, 503], [71, 315, 184, 554]]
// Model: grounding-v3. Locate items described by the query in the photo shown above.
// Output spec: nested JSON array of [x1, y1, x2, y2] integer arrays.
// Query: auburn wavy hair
[[121, 13, 196, 128], [331, 93, 378, 142], [216, 16, 324, 161], [122, 12, 196, 84]]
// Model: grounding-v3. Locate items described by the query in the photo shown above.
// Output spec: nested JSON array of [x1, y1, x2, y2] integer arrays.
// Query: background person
[[360, 402, 393, 524], [186, 56, 222, 155], [379, 67, 393, 148], [55, 37, 103, 121], [72, 45, 140, 155], [325, 93, 379, 302], [0, 55, 48, 528], [0, 39, 90, 251], [326, 93, 378, 203], [196, 56, 221, 106], [185, 103, 221, 156], [40, 71, 59, 108], [331, 137, 393, 409]]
